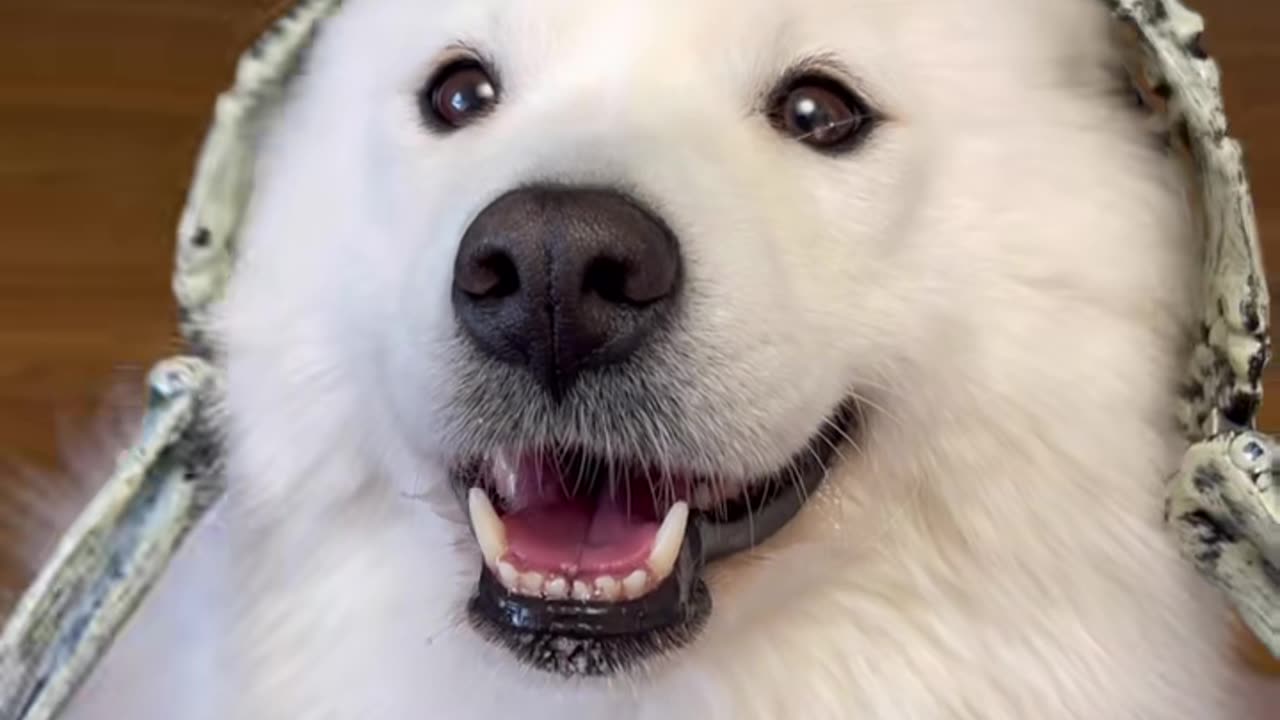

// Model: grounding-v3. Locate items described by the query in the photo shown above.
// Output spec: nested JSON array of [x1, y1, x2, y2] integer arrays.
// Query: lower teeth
[[468, 488, 690, 604], [469, 518, 709, 639]]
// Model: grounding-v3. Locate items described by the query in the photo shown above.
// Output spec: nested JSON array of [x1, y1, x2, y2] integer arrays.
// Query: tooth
[[468, 488, 507, 566], [520, 571, 545, 597], [647, 501, 688, 580], [595, 576, 620, 602], [622, 569, 649, 600], [572, 580, 593, 601], [545, 577, 569, 600], [497, 561, 520, 591]]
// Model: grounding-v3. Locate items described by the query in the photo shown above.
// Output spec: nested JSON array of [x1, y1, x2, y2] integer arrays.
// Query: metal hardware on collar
[[0, 0, 1275, 717]]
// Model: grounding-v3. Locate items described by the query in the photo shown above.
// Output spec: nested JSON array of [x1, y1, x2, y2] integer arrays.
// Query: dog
[[29, 0, 1273, 717]]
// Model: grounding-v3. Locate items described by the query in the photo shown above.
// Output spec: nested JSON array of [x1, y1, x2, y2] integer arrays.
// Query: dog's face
[[218, 0, 1190, 692]]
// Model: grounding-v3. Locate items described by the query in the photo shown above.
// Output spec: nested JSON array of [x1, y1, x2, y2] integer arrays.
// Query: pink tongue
[[502, 492, 659, 576]]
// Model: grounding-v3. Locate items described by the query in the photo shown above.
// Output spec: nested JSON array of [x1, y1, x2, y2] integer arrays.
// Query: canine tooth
[[545, 577, 569, 600], [622, 570, 649, 600], [595, 576, 620, 602], [468, 488, 507, 566], [647, 501, 688, 580], [520, 571, 546, 596], [572, 580, 593, 601], [497, 561, 520, 591]]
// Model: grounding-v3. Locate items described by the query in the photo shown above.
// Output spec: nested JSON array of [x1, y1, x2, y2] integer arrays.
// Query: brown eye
[[422, 60, 498, 130], [773, 77, 871, 151]]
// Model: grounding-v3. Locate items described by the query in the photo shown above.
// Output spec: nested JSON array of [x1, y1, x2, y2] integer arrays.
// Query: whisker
[[785, 458, 810, 506], [820, 414, 862, 462]]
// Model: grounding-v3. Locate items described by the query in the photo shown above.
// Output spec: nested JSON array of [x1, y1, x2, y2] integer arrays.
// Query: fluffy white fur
[[45, 0, 1274, 716]]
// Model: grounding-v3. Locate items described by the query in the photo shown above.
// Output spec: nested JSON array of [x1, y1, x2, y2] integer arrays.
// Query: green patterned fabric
[[0, 0, 1274, 717]]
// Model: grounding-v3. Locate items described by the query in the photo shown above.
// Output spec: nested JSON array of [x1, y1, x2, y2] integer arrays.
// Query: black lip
[[458, 397, 860, 675], [699, 398, 858, 562], [469, 573, 711, 678]]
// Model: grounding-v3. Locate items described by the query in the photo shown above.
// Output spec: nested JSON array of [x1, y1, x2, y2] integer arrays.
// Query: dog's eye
[[772, 77, 871, 151], [422, 60, 498, 130]]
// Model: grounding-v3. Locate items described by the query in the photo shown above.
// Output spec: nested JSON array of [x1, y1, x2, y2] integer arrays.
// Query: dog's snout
[[453, 186, 683, 397]]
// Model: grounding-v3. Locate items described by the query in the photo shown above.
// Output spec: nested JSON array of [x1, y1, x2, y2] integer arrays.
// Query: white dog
[[37, 0, 1275, 717]]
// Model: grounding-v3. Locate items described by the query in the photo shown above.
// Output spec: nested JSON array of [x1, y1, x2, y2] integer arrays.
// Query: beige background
[[0, 0, 1277, 672]]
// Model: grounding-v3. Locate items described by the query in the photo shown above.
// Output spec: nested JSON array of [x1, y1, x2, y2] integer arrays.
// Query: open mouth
[[453, 398, 860, 676]]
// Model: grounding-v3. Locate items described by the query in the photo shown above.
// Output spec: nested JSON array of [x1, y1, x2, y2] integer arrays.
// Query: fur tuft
[[0, 371, 148, 611]]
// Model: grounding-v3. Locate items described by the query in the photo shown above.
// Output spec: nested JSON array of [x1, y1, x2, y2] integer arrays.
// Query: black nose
[[453, 186, 683, 398]]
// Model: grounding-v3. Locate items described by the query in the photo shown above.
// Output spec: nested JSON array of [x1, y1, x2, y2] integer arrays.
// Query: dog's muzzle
[[445, 184, 861, 674]]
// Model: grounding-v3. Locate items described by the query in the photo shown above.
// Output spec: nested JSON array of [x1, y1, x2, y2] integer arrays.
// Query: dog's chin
[[448, 397, 862, 677]]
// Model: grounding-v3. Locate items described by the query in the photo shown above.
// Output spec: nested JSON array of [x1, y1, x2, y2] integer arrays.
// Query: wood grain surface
[[0, 0, 1277, 672]]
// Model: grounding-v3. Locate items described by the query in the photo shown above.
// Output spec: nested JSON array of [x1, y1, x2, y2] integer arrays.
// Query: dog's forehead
[[368, 0, 856, 36], [350, 0, 898, 73], [336, 0, 1102, 110]]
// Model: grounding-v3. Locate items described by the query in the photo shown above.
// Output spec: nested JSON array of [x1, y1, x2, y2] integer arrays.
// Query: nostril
[[583, 254, 679, 307], [458, 249, 520, 300], [626, 257, 678, 305], [583, 258, 633, 306]]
